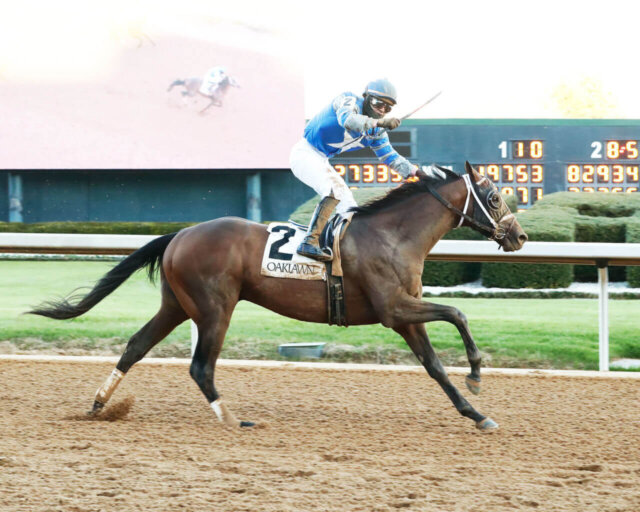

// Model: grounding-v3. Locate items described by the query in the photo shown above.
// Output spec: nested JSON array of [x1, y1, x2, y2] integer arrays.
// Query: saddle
[[289, 213, 349, 268], [266, 213, 351, 327]]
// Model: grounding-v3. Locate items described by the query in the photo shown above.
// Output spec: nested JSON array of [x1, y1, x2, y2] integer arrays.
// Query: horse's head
[[458, 161, 527, 252]]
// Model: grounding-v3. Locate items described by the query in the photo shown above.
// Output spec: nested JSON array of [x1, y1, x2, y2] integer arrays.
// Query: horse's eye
[[487, 191, 501, 210]]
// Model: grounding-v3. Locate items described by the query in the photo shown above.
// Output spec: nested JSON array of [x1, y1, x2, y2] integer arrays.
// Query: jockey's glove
[[377, 117, 401, 130], [390, 157, 418, 178]]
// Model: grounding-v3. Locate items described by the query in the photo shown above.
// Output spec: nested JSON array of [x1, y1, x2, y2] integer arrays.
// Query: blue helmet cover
[[364, 79, 397, 104]]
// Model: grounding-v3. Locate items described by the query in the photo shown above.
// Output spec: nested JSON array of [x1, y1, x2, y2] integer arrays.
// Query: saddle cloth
[[260, 223, 327, 281], [260, 215, 351, 281]]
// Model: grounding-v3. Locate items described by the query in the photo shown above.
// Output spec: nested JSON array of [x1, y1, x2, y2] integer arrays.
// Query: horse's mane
[[350, 166, 461, 217]]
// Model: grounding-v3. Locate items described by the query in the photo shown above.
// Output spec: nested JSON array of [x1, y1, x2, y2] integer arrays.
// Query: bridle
[[424, 173, 514, 241]]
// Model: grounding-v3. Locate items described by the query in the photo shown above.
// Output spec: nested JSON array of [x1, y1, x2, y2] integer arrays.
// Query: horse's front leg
[[199, 99, 215, 114], [393, 323, 497, 431], [382, 293, 484, 395], [421, 301, 482, 395], [199, 93, 223, 114]]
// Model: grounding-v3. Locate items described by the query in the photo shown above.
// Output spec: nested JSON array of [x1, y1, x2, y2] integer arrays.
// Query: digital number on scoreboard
[[329, 124, 640, 210], [474, 140, 546, 209], [566, 140, 639, 193], [333, 164, 404, 185]]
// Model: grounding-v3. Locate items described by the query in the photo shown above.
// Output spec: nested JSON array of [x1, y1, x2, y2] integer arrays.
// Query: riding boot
[[297, 195, 340, 261]]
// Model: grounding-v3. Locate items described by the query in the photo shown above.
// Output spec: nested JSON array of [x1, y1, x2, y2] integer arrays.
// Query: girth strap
[[325, 260, 347, 326]]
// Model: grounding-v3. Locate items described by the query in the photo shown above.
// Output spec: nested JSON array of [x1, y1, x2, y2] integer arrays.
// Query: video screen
[[0, 2, 304, 169]]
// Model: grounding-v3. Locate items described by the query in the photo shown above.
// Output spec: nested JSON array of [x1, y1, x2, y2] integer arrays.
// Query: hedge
[[0, 221, 196, 234], [574, 216, 627, 282], [535, 192, 640, 217], [626, 216, 640, 287], [481, 205, 575, 288], [540, 193, 640, 283], [422, 227, 483, 286], [482, 192, 640, 288]]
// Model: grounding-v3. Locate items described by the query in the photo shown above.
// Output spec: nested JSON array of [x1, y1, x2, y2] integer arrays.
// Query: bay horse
[[28, 162, 527, 431]]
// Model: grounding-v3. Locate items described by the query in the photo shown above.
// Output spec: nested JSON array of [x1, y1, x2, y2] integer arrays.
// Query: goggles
[[369, 97, 394, 113]]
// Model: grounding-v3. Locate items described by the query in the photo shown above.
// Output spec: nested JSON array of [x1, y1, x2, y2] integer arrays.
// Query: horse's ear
[[465, 161, 481, 182]]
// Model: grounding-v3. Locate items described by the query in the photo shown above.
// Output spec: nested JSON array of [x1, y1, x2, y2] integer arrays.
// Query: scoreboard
[[329, 120, 640, 210]]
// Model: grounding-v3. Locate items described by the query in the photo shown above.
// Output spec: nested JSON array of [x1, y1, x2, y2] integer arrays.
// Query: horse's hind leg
[[189, 301, 253, 428], [394, 324, 497, 431], [90, 281, 188, 414]]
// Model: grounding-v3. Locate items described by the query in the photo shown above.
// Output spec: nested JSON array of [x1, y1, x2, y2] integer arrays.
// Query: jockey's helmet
[[363, 79, 397, 119]]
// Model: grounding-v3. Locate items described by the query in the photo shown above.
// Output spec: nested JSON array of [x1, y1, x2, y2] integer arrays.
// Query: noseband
[[424, 174, 512, 241]]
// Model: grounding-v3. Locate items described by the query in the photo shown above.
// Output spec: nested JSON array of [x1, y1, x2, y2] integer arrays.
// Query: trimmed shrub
[[481, 206, 575, 288], [422, 227, 483, 286], [516, 205, 577, 242], [574, 216, 627, 281], [626, 216, 640, 288], [482, 192, 640, 288], [575, 216, 627, 243], [481, 261, 574, 288], [539, 193, 640, 283], [534, 191, 640, 217], [0, 221, 196, 234]]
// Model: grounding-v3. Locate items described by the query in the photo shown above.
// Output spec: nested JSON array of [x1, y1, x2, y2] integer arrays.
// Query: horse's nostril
[[519, 233, 528, 244]]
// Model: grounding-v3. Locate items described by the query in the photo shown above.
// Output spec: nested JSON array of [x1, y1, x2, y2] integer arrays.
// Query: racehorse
[[167, 75, 239, 113], [28, 162, 527, 431]]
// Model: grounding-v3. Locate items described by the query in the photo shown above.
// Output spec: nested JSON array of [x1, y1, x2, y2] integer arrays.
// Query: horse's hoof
[[240, 421, 255, 428], [476, 417, 499, 431], [465, 375, 481, 395], [87, 400, 104, 416]]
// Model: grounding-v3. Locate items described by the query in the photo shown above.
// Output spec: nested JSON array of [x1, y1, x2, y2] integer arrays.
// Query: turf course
[[1, 261, 638, 369]]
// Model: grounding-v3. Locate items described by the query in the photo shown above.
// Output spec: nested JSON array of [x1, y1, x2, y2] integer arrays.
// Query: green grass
[[1, 261, 638, 369]]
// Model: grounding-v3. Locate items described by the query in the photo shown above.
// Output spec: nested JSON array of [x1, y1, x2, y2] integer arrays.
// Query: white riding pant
[[200, 68, 224, 95], [289, 138, 356, 215]]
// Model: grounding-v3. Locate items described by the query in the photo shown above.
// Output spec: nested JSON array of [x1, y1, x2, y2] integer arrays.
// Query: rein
[[424, 174, 506, 240]]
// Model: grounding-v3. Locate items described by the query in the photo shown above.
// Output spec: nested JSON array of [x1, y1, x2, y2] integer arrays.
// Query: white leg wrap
[[210, 399, 240, 428], [95, 368, 125, 404]]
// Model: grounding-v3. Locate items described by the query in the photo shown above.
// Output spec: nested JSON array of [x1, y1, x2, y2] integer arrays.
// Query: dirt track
[[1, 360, 638, 512]]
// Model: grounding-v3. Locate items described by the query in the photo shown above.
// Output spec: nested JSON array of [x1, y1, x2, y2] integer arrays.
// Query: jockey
[[199, 66, 228, 96], [290, 78, 419, 261]]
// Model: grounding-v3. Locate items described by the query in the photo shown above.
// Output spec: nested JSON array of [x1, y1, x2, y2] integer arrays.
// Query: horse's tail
[[27, 233, 178, 320], [167, 79, 184, 92]]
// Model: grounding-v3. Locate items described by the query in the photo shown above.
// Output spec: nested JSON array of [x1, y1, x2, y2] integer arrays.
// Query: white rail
[[3, 233, 640, 371]]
